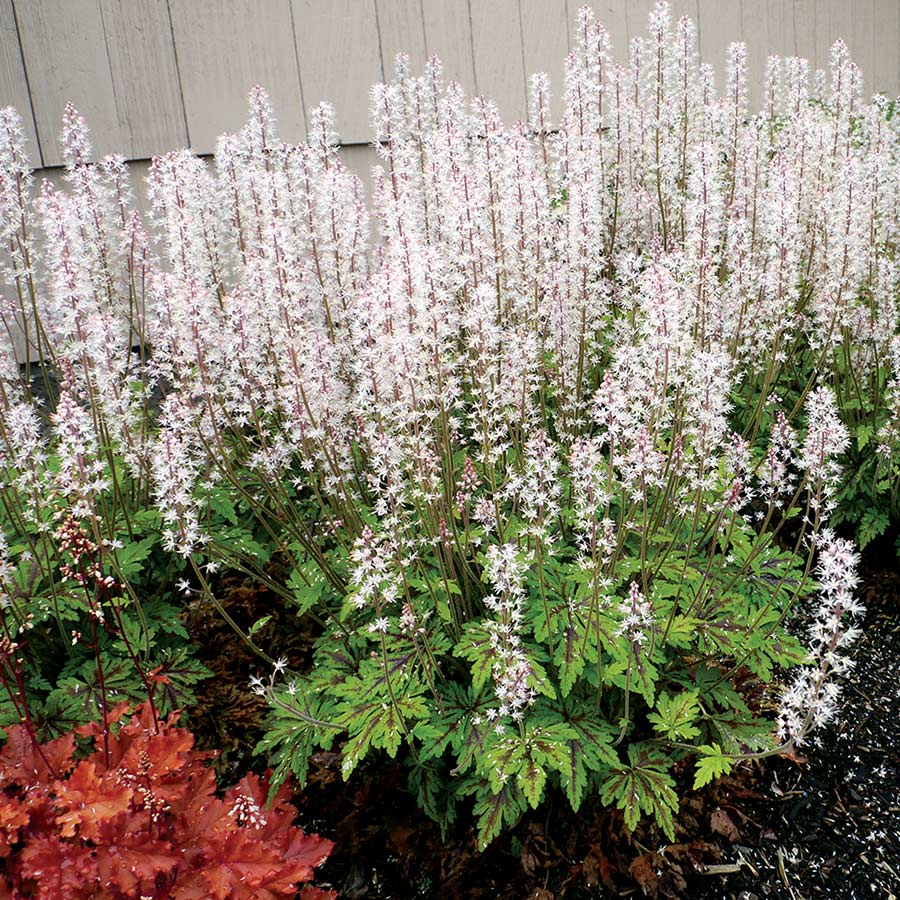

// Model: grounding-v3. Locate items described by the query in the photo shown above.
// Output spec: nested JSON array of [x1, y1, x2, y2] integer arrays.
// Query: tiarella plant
[[0, 112, 211, 737], [0, 0, 882, 847]]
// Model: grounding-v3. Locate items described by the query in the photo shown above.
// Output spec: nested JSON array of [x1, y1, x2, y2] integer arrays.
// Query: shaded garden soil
[[185, 564, 900, 900]]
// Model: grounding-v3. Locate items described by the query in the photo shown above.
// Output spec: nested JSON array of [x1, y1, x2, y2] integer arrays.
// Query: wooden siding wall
[[1, 0, 899, 173]]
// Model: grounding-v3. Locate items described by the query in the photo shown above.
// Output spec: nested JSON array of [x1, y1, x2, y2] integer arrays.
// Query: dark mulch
[[691, 567, 900, 900], [185, 564, 900, 899]]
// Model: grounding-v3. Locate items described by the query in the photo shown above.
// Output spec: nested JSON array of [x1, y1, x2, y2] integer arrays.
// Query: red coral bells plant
[[0, 702, 335, 900]]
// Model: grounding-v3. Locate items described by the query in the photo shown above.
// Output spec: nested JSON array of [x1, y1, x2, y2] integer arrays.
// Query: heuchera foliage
[[0, 703, 335, 900]]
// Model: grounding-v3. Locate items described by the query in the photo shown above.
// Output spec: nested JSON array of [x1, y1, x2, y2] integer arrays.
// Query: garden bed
[[2, 4, 897, 898], [184, 562, 899, 899]]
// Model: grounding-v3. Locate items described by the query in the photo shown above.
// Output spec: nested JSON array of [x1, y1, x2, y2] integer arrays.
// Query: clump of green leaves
[[254, 417, 820, 847]]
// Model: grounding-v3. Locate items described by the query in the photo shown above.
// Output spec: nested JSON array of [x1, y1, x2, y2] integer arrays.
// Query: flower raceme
[[0, 1, 879, 847]]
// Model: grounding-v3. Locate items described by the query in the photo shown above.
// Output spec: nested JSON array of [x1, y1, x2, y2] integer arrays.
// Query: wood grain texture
[[623, 0, 655, 47], [169, 0, 305, 154], [100, 0, 187, 157], [585, 1, 629, 66], [696, 0, 741, 74], [790, 0, 817, 65], [14, 0, 123, 166], [376, 0, 427, 77], [292, 0, 381, 144], [0, 0, 39, 164], [870, 0, 900, 97], [739, 0, 795, 111], [471, 0, 526, 123], [519, 0, 569, 125], [814, 0, 852, 78], [421, 0, 476, 96]]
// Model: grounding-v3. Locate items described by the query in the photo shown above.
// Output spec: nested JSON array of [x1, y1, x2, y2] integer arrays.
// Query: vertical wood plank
[[169, 0, 305, 154], [624, 0, 655, 48], [519, 0, 569, 125], [14, 0, 124, 166], [741, 0, 794, 111], [850, 0, 875, 96], [814, 0, 853, 80], [870, 0, 900, 95], [471, 0, 526, 123], [791, 0, 817, 67], [667, 0, 698, 26], [421, 0, 476, 96], [100, 0, 188, 158], [292, 0, 381, 144], [588, 0, 629, 67], [376, 0, 427, 76], [696, 0, 741, 82], [0, 0, 40, 165]]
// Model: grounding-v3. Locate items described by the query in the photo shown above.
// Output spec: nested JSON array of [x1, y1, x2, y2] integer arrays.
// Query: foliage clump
[[0, 0, 883, 849]]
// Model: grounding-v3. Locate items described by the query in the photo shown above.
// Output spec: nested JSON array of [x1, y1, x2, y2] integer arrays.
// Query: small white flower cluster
[[483, 542, 535, 720], [616, 581, 655, 647], [777, 530, 864, 744], [227, 792, 268, 830], [800, 387, 851, 511], [348, 526, 398, 611]]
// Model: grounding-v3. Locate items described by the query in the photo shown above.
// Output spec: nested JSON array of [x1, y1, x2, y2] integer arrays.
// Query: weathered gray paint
[[292, 0, 382, 144], [100, 0, 188, 157], [168, 0, 306, 151], [0, 0, 39, 164], [15, 0, 124, 166], [1, 1, 898, 169]]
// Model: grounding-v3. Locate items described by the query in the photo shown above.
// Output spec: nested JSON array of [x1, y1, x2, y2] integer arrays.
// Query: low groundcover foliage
[[0, 1, 884, 849]]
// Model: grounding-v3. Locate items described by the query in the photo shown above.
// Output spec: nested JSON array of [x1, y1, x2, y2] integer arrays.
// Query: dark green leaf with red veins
[[648, 690, 702, 741], [551, 607, 600, 697], [468, 778, 527, 849], [523, 646, 556, 700], [339, 689, 430, 778], [480, 720, 577, 810], [453, 622, 496, 692], [600, 745, 679, 841], [530, 594, 568, 644], [537, 704, 619, 810], [414, 681, 492, 762], [604, 650, 659, 708], [407, 756, 459, 835]]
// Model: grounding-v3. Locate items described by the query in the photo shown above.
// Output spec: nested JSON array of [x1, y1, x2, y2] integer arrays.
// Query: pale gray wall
[[1, 0, 899, 175]]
